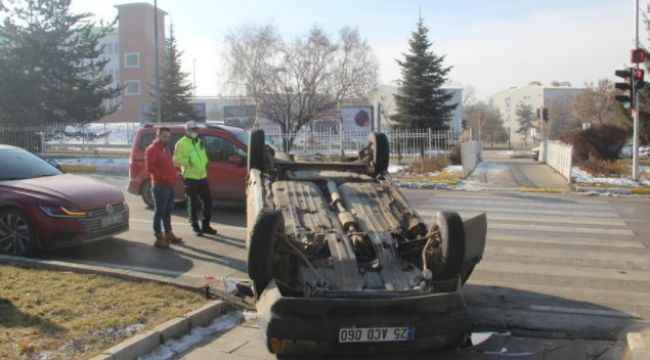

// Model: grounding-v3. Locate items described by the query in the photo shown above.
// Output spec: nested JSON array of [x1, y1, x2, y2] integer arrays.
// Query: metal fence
[[1, 121, 461, 162], [0, 122, 139, 156], [264, 129, 461, 162]]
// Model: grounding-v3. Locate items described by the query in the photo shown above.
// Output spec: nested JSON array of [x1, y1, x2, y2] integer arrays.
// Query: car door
[[202, 134, 247, 201]]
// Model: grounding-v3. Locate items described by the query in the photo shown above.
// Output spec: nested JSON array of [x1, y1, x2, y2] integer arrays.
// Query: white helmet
[[185, 120, 199, 130]]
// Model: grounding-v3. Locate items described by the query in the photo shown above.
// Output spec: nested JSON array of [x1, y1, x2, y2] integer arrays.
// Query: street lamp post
[[154, 0, 161, 123]]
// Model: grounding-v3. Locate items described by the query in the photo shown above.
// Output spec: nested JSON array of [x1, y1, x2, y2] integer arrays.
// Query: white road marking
[[416, 205, 620, 218], [485, 233, 643, 248], [488, 222, 634, 236], [477, 260, 650, 282]]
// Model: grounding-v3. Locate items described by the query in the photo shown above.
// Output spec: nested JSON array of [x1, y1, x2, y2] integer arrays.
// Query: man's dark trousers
[[184, 177, 212, 229]]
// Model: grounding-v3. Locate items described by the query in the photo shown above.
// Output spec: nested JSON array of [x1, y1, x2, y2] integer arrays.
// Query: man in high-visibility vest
[[173, 121, 217, 236]]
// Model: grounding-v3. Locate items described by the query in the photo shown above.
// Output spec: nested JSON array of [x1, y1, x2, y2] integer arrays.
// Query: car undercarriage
[[245, 130, 487, 356]]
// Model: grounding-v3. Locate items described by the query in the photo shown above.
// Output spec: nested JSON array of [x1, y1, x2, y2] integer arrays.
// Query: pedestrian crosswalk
[[404, 190, 650, 338]]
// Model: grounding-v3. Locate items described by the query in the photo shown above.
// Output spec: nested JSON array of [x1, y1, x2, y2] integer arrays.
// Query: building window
[[124, 80, 140, 96], [124, 52, 140, 68]]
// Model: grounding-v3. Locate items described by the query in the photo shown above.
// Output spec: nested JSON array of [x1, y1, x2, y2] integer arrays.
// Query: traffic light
[[615, 68, 633, 106], [633, 68, 645, 90], [632, 49, 647, 64]]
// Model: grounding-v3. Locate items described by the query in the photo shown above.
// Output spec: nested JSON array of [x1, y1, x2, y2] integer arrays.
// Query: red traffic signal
[[632, 49, 647, 64]]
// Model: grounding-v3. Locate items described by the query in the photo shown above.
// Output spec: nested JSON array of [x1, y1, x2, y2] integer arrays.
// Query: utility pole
[[632, 0, 641, 180], [154, 0, 162, 123], [193, 58, 197, 98]]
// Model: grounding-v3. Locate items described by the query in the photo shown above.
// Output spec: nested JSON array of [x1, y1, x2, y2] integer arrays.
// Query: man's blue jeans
[[152, 185, 175, 234]]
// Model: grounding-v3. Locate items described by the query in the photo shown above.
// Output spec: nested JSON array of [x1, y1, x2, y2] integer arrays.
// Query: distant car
[[0, 145, 129, 256], [620, 144, 633, 158], [640, 146, 650, 158], [127, 123, 250, 208], [531, 146, 540, 160]]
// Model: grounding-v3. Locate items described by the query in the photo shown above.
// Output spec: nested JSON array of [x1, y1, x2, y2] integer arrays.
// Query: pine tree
[[149, 23, 200, 122], [0, 0, 118, 127], [391, 17, 457, 132], [515, 103, 535, 145]]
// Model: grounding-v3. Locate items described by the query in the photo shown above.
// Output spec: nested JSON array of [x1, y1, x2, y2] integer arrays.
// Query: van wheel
[[430, 211, 466, 280], [367, 132, 389, 176], [247, 210, 295, 298], [248, 129, 266, 173], [141, 180, 154, 209], [0, 208, 36, 256]]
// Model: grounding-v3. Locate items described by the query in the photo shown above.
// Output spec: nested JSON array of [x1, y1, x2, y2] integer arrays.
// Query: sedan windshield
[[0, 148, 62, 181]]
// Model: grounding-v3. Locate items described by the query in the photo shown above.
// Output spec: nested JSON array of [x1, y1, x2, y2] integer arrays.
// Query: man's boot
[[202, 221, 217, 235], [154, 232, 170, 249], [165, 231, 183, 244], [191, 222, 203, 237]]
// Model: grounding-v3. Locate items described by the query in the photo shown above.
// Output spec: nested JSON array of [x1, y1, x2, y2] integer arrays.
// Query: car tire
[[247, 210, 293, 298], [0, 208, 36, 256], [431, 211, 466, 280], [367, 132, 389, 176], [248, 129, 266, 173], [141, 180, 154, 209]]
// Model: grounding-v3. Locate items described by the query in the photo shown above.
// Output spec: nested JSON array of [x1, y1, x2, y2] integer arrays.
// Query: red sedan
[[0, 145, 129, 256]]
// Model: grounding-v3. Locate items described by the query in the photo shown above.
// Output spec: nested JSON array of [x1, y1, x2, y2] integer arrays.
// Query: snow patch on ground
[[138, 312, 243, 360], [572, 167, 646, 187], [388, 165, 407, 174], [443, 165, 463, 173]]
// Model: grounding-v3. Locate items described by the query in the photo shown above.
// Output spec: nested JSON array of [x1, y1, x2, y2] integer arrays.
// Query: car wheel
[[141, 180, 154, 209], [247, 210, 294, 298], [430, 211, 466, 281], [0, 208, 36, 256], [367, 132, 389, 176], [248, 129, 266, 173]]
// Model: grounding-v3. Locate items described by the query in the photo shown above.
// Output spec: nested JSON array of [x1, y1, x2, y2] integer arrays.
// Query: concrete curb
[[91, 300, 227, 360], [0, 254, 206, 291], [575, 186, 635, 195], [518, 187, 569, 193]]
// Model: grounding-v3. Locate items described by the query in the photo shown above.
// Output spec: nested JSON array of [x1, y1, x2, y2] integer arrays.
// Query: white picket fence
[[461, 140, 482, 177], [264, 129, 461, 161], [538, 140, 573, 183]]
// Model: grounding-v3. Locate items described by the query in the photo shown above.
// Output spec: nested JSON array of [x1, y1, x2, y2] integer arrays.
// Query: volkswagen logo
[[105, 204, 114, 215]]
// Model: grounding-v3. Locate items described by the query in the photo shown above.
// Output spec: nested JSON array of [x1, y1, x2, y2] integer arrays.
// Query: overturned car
[[245, 130, 487, 357]]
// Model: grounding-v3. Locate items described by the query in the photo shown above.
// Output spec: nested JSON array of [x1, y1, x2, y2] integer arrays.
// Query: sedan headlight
[[40, 206, 87, 217]]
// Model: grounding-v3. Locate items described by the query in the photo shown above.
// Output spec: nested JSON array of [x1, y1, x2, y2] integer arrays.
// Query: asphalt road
[[37, 174, 650, 359]]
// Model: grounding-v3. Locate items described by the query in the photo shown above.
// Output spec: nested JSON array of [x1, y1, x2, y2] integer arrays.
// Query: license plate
[[338, 326, 414, 343], [101, 214, 123, 228]]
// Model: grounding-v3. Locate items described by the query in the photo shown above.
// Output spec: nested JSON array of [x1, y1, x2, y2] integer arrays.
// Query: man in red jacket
[[145, 127, 182, 249]]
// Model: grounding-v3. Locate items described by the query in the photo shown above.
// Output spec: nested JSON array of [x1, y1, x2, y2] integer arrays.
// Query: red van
[[127, 123, 249, 207]]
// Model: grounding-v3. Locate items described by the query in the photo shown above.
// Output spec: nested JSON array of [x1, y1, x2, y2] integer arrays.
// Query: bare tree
[[259, 26, 338, 150], [462, 85, 477, 107], [225, 24, 378, 151], [224, 23, 282, 126], [330, 26, 378, 129], [546, 96, 580, 139], [573, 79, 627, 127]]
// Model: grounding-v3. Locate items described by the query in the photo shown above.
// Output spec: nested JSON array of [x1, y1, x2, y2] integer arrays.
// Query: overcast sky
[[70, 0, 644, 100]]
